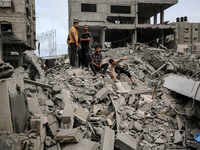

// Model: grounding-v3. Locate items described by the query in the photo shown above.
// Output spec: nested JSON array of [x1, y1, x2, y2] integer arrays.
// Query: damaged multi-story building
[[68, 0, 200, 50], [0, 0, 36, 67]]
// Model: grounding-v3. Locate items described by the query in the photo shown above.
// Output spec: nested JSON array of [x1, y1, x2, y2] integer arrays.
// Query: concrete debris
[[1, 46, 200, 150], [0, 61, 14, 79], [115, 133, 138, 150], [54, 128, 82, 143], [101, 126, 115, 150]]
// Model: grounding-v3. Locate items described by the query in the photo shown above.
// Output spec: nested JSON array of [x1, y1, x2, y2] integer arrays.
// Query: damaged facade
[[68, 0, 178, 48], [0, 0, 36, 68]]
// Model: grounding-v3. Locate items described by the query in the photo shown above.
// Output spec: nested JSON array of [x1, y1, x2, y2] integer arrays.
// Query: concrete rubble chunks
[[101, 126, 115, 150], [62, 139, 100, 150], [151, 57, 164, 69], [0, 61, 14, 79], [30, 117, 43, 135], [190, 128, 200, 136], [61, 89, 71, 104], [115, 133, 138, 150], [47, 113, 59, 137], [47, 144, 61, 150], [27, 97, 42, 115], [52, 85, 61, 93], [78, 95, 93, 103], [54, 128, 82, 143], [176, 114, 184, 130], [115, 82, 131, 93], [164, 75, 200, 101], [174, 130, 183, 144], [95, 87, 110, 100], [61, 104, 74, 128], [129, 94, 136, 105], [133, 121, 143, 132], [74, 106, 89, 124]]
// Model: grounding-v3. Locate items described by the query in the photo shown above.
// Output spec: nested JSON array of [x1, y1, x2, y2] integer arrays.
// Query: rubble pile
[[1, 48, 200, 150]]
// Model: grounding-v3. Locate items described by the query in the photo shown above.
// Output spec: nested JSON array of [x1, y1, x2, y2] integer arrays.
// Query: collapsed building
[[68, 0, 200, 51], [0, 0, 36, 67]]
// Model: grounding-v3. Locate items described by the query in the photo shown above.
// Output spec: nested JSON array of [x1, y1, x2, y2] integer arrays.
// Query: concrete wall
[[0, 0, 36, 50]]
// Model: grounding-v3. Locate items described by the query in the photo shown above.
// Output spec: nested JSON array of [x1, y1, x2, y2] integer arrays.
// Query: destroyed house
[[68, 0, 178, 48], [0, 0, 36, 67]]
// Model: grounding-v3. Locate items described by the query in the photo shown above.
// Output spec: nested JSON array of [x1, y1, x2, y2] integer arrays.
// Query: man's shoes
[[132, 82, 137, 85]]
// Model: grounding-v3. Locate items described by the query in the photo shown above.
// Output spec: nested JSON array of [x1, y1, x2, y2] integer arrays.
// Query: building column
[[0, 24, 3, 61], [100, 28, 105, 49], [134, 29, 137, 44], [154, 10, 157, 25], [160, 7, 164, 24]]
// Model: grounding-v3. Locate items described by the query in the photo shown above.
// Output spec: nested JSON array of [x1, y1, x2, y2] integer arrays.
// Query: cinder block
[[101, 127, 115, 150], [95, 87, 110, 100], [115, 133, 137, 150], [61, 104, 74, 128]]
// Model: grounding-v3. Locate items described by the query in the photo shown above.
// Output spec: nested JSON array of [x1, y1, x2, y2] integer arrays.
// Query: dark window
[[111, 5, 131, 14], [1, 22, 12, 32], [81, 4, 96, 12]]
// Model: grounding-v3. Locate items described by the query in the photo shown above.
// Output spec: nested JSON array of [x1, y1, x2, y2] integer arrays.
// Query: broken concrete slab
[[176, 114, 184, 130], [115, 133, 137, 150], [115, 81, 131, 93], [78, 95, 93, 103], [190, 128, 200, 136], [164, 74, 200, 101], [174, 130, 183, 144], [133, 121, 143, 132], [95, 87, 110, 100], [54, 128, 82, 143], [62, 139, 100, 150], [74, 106, 89, 125], [47, 113, 59, 137], [129, 94, 136, 105], [52, 85, 62, 93], [61, 104, 74, 128], [151, 57, 165, 69], [101, 126, 115, 150]]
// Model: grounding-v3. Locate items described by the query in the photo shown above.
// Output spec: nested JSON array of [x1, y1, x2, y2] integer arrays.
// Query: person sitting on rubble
[[89, 44, 108, 77], [109, 57, 136, 85]]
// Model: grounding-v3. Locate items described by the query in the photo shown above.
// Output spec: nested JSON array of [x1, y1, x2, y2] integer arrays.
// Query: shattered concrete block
[[104, 77, 114, 85], [52, 85, 61, 93], [94, 80, 103, 89], [62, 138, 100, 150], [47, 113, 59, 137], [30, 117, 43, 134], [101, 126, 115, 150], [0, 61, 14, 79], [151, 57, 164, 69], [176, 115, 184, 130], [44, 100, 54, 107], [174, 130, 183, 144], [54, 128, 82, 143], [78, 95, 93, 103], [146, 64, 155, 72], [115, 82, 131, 93], [115, 133, 137, 150], [74, 106, 89, 124], [61, 89, 71, 104], [129, 94, 135, 105], [190, 128, 200, 136], [92, 105, 100, 114], [95, 87, 110, 100], [155, 138, 165, 144], [61, 104, 74, 128], [133, 121, 143, 132], [28, 97, 42, 115]]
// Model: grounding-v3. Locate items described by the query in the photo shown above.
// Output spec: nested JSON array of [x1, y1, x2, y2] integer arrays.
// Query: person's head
[[94, 45, 100, 55], [109, 58, 115, 65], [83, 25, 88, 32], [73, 21, 79, 29]]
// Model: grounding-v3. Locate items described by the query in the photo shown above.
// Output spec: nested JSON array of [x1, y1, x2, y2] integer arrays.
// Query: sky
[[35, 0, 200, 57]]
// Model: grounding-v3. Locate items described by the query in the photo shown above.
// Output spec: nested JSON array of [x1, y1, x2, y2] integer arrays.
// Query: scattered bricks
[[95, 87, 110, 100], [190, 128, 200, 136], [101, 127, 115, 150], [174, 130, 183, 144], [74, 106, 89, 124], [129, 94, 136, 105], [61, 104, 74, 128], [62, 139, 100, 150], [115, 133, 138, 150], [54, 128, 82, 143], [133, 121, 143, 132]]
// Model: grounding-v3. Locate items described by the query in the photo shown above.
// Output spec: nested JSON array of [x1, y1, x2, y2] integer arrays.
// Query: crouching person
[[89, 45, 108, 77], [109, 57, 136, 85]]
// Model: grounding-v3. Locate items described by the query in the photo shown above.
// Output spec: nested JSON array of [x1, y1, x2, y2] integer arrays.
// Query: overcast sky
[[35, 0, 200, 57]]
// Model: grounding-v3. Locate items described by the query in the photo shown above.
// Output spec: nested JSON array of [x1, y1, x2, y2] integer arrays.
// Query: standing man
[[109, 57, 136, 85], [89, 44, 108, 77], [69, 21, 79, 67], [80, 25, 91, 68]]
